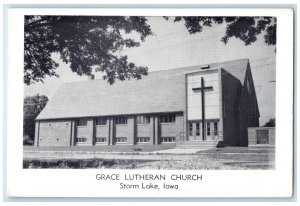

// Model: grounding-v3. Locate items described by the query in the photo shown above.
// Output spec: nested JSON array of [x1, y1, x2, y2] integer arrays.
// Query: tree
[[24, 16, 153, 85], [23, 94, 48, 145], [264, 118, 275, 127], [165, 17, 276, 46]]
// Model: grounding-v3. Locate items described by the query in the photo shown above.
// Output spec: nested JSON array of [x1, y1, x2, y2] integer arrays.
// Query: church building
[[34, 58, 260, 148]]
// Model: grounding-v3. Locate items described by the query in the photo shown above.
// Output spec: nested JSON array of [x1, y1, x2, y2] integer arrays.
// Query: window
[[214, 122, 218, 135], [136, 115, 150, 124], [196, 123, 200, 136], [116, 137, 127, 143], [95, 117, 107, 125], [77, 137, 87, 143], [96, 137, 107, 143], [77, 118, 87, 126], [115, 116, 127, 124], [159, 114, 176, 123], [189, 123, 193, 136], [137, 137, 150, 143], [162, 137, 175, 142], [257, 130, 269, 144], [207, 122, 211, 136]]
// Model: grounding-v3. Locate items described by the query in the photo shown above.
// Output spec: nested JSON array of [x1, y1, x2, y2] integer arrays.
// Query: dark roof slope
[[36, 58, 249, 120]]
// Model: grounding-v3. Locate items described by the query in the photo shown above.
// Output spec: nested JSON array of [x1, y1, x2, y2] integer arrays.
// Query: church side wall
[[221, 69, 242, 146], [35, 113, 184, 147], [239, 66, 260, 146]]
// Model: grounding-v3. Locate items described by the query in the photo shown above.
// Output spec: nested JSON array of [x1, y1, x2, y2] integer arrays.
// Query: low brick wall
[[248, 127, 275, 146]]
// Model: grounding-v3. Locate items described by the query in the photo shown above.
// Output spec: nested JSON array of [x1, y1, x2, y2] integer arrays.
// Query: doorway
[[188, 122, 202, 140]]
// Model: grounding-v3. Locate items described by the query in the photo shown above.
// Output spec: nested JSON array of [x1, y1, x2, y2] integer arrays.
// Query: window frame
[[76, 137, 87, 143], [95, 137, 107, 143], [114, 116, 128, 125], [137, 137, 150, 143], [77, 118, 88, 127], [214, 122, 218, 135], [159, 114, 176, 124], [95, 117, 107, 126], [161, 136, 176, 143], [136, 115, 150, 124], [115, 137, 127, 143], [207, 122, 211, 136]]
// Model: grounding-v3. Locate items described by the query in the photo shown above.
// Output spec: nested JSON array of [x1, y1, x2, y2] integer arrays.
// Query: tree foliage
[[24, 94, 48, 144], [264, 118, 275, 127], [24, 16, 153, 85], [165, 17, 276, 46]]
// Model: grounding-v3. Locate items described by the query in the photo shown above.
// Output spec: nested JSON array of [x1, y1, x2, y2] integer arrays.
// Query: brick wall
[[76, 118, 93, 146], [160, 114, 184, 141], [114, 116, 135, 145], [95, 125, 109, 145], [248, 127, 275, 146], [136, 119, 153, 144], [37, 120, 72, 146]]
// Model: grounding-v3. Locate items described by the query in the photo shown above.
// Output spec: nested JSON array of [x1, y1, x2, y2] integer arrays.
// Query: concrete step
[[176, 140, 219, 149], [177, 141, 217, 145], [176, 145, 216, 148]]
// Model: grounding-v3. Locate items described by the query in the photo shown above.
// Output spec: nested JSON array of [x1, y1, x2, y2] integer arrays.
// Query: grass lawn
[[24, 143, 176, 152], [23, 146, 275, 170]]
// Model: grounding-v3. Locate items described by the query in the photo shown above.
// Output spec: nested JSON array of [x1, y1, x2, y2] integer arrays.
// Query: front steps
[[176, 140, 219, 150]]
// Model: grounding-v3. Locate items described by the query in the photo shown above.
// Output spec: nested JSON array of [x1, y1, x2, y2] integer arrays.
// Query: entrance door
[[188, 122, 201, 140]]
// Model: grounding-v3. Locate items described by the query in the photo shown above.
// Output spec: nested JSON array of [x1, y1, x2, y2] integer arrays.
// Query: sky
[[24, 17, 276, 125]]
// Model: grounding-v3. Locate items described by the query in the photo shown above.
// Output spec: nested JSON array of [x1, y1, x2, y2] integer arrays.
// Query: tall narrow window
[[196, 123, 200, 136], [207, 122, 211, 136], [189, 123, 193, 136], [214, 122, 218, 135]]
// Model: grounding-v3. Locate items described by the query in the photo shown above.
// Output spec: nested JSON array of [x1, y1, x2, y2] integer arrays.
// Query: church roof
[[36, 58, 249, 120]]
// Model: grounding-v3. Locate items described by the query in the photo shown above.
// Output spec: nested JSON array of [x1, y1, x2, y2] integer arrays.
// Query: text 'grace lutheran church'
[[34, 58, 260, 148]]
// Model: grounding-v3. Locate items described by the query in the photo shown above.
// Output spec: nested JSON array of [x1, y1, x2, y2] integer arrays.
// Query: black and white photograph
[[23, 15, 277, 170], [4, 7, 294, 199]]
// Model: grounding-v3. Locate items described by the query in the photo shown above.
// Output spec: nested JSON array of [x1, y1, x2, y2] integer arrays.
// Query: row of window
[[75, 136, 176, 144], [40, 114, 177, 128], [76, 114, 177, 126], [188, 122, 218, 136]]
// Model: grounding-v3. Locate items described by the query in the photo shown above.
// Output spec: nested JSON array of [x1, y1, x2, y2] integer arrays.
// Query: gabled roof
[[36, 58, 249, 120]]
